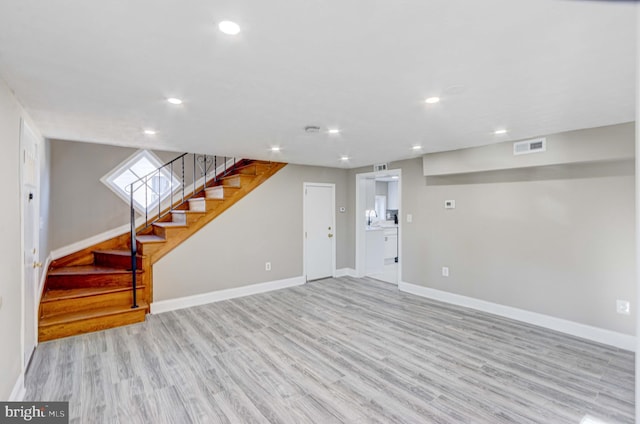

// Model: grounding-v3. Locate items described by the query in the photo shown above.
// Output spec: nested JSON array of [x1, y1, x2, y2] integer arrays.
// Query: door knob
[[328, 233, 333, 238], [32, 262, 42, 268]]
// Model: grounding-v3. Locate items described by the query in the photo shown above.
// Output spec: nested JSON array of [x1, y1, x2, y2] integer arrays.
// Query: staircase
[[39, 158, 286, 341]]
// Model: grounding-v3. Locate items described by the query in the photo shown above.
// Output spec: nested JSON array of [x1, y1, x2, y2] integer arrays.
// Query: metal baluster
[[130, 184, 138, 309], [204, 154, 208, 189], [170, 161, 173, 212], [214, 156, 217, 182], [157, 169, 161, 220], [145, 178, 148, 227], [224, 157, 227, 176], [181, 156, 185, 204], [192, 154, 196, 196]]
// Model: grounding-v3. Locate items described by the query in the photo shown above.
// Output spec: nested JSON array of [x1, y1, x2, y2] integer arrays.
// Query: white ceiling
[[0, 0, 636, 168]]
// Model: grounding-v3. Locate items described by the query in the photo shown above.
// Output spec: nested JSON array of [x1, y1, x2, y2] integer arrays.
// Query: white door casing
[[21, 119, 40, 369], [304, 183, 336, 281]]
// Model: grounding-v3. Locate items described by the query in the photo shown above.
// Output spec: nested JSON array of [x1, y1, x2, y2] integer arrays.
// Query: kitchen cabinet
[[383, 227, 398, 260]]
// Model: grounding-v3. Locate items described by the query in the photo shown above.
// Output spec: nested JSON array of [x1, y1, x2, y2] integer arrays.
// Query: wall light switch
[[265, 262, 272, 271], [616, 299, 630, 315], [442, 267, 449, 277], [407, 214, 413, 223]]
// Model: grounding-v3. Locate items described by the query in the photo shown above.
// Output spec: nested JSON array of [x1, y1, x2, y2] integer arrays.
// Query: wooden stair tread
[[40, 303, 148, 327], [42, 285, 145, 303], [49, 265, 142, 276], [93, 249, 137, 256], [153, 222, 188, 228], [136, 235, 166, 243], [171, 210, 205, 215]]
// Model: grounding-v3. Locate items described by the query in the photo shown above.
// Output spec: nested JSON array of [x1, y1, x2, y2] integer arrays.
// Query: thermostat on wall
[[445, 200, 455, 209]]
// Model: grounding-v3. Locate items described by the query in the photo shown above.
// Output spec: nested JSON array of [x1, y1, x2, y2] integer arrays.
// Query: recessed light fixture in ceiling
[[494, 129, 508, 135], [328, 128, 341, 135], [270, 146, 281, 152], [219, 21, 241, 35], [340, 155, 349, 161], [412, 145, 422, 150], [391, 176, 399, 179], [167, 97, 183, 105], [425, 97, 440, 104], [143, 129, 157, 135]]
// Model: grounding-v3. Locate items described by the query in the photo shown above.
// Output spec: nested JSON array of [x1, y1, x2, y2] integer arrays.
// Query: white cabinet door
[[384, 234, 397, 259]]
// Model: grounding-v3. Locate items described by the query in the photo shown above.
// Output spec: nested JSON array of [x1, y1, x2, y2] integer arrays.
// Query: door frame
[[355, 169, 402, 284], [19, 118, 41, 371], [303, 182, 336, 281]]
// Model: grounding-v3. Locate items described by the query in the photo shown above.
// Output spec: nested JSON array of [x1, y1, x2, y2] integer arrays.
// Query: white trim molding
[[151, 276, 305, 314], [399, 281, 636, 352], [9, 374, 25, 401], [335, 268, 357, 278]]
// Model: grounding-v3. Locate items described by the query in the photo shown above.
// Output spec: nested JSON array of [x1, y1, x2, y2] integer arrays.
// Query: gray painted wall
[[49, 140, 180, 250], [356, 123, 635, 335], [153, 164, 349, 300]]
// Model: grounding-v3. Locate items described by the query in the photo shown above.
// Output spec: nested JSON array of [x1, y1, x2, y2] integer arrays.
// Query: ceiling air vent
[[373, 163, 388, 172], [513, 137, 546, 155]]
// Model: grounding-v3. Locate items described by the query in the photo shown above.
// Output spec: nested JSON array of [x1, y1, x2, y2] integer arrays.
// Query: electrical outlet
[[616, 300, 630, 315], [265, 262, 271, 271], [444, 200, 455, 209], [442, 267, 449, 277], [406, 214, 413, 223]]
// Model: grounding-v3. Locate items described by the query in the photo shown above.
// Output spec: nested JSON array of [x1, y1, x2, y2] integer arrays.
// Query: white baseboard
[[151, 276, 305, 314], [335, 268, 357, 278], [399, 281, 636, 352], [9, 374, 25, 401]]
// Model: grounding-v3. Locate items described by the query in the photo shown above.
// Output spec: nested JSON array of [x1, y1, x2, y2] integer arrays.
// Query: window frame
[[100, 149, 181, 214]]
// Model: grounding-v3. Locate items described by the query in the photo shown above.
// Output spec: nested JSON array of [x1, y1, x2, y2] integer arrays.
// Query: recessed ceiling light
[[219, 21, 241, 35], [340, 156, 349, 161], [494, 129, 508, 135], [270, 146, 281, 152], [143, 129, 156, 135], [167, 97, 183, 105], [425, 97, 440, 104], [412, 145, 422, 150], [391, 176, 399, 179], [328, 128, 341, 135]]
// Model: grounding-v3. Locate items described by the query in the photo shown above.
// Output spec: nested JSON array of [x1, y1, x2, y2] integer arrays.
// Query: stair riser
[[94, 252, 142, 270], [39, 308, 146, 342], [152, 225, 187, 239], [222, 174, 254, 188], [171, 212, 204, 225], [205, 186, 238, 199], [188, 198, 223, 212], [41, 288, 145, 318], [47, 273, 141, 290]]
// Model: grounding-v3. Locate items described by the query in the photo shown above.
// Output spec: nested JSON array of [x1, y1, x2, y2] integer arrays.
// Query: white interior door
[[304, 183, 335, 281], [21, 120, 39, 368]]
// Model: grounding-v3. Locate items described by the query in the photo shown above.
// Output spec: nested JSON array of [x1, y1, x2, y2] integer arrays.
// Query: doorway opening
[[355, 169, 401, 285]]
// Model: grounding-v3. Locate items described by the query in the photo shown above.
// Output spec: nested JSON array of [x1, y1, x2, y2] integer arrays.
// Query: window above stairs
[[100, 149, 180, 212]]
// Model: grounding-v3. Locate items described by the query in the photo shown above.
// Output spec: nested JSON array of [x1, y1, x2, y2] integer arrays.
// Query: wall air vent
[[373, 163, 388, 172], [513, 137, 546, 155]]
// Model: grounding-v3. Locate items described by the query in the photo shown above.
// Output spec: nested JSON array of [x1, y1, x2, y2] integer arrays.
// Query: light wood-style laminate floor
[[26, 277, 634, 423]]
